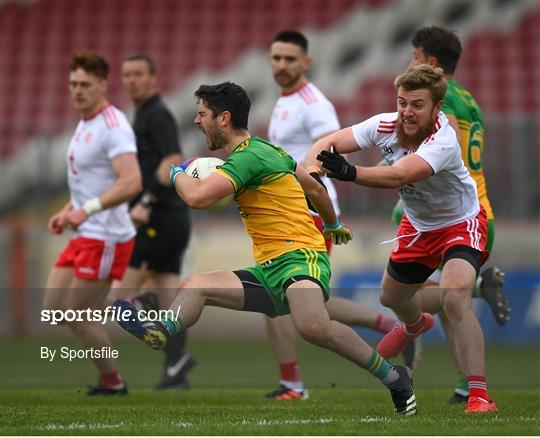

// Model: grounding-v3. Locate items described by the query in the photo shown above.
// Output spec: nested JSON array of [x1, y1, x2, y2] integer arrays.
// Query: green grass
[[2, 388, 539, 435], [1, 339, 539, 435]]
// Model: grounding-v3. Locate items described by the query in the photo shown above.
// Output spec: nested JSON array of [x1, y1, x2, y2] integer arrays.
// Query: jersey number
[[466, 121, 483, 171]]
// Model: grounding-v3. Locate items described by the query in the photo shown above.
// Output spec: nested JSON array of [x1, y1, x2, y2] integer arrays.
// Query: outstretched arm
[[318, 149, 433, 188], [305, 127, 359, 173]]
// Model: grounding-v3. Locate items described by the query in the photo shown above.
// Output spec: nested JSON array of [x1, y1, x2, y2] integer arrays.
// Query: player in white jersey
[[352, 111, 479, 230], [43, 50, 142, 396], [309, 65, 496, 414], [264, 30, 416, 401], [269, 81, 341, 220]]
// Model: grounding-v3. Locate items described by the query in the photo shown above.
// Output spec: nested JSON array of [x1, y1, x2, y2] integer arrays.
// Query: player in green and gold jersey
[[114, 81, 418, 415], [390, 26, 510, 404]]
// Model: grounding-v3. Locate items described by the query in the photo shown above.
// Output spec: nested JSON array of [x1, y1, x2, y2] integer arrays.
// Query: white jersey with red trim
[[66, 105, 137, 242], [351, 111, 479, 231], [268, 82, 341, 215]]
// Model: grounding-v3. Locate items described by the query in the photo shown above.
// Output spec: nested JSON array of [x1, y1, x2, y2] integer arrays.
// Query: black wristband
[[140, 192, 155, 208], [148, 176, 162, 198]]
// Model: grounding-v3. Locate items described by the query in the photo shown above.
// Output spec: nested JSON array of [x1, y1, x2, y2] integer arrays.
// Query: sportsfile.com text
[[40, 306, 180, 325]]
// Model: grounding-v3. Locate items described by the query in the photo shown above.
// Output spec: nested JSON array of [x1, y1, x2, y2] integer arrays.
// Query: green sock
[[454, 372, 469, 396], [363, 350, 399, 385], [161, 316, 183, 336]]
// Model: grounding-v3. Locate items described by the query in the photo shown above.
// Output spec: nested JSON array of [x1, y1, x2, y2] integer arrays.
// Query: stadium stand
[[1, 0, 538, 215], [1, 0, 385, 158]]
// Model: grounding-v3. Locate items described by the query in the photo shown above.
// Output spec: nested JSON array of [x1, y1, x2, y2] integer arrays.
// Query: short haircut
[[273, 29, 308, 53], [123, 52, 156, 74], [394, 64, 448, 104], [194, 82, 250, 130], [412, 26, 462, 74], [69, 49, 109, 79]]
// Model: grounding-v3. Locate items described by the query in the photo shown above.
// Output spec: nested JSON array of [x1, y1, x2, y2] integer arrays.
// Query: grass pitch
[[1, 339, 539, 435]]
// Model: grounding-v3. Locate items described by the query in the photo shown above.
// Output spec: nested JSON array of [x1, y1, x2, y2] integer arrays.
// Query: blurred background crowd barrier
[[1, 0, 538, 343]]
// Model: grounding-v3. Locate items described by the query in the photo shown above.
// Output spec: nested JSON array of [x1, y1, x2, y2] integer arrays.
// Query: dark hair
[[123, 52, 156, 74], [273, 29, 308, 53], [69, 49, 109, 79], [394, 64, 448, 104], [412, 26, 462, 74], [194, 82, 250, 130]]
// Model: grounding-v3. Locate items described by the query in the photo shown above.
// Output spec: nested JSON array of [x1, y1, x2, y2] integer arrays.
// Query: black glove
[[316, 149, 357, 181]]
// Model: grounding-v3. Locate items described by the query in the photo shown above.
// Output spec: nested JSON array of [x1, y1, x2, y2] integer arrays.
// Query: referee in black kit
[[113, 53, 195, 389]]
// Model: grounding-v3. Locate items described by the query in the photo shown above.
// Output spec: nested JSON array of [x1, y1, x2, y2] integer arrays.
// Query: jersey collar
[[83, 103, 111, 121], [281, 80, 309, 96]]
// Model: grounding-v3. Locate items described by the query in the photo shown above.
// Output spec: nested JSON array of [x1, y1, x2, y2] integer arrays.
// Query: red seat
[[2, 0, 538, 157]]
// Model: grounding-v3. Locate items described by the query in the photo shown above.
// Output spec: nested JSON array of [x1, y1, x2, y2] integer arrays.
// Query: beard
[[396, 118, 436, 150], [199, 122, 229, 151], [273, 71, 301, 89], [207, 129, 229, 151]]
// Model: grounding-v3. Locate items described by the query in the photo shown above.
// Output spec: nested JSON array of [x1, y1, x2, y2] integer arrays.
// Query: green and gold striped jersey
[[216, 136, 326, 263], [442, 80, 494, 219]]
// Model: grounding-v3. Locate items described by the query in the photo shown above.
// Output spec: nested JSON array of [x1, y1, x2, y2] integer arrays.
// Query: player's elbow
[[306, 182, 326, 200], [386, 169, 410, 189], [186, 196, 207, 209], [116, 174, 142, 201], [180, 191, 198, 208], [182, 191, 212, 209], [387, 177, 404, 189], [127, 174, 143, 198]]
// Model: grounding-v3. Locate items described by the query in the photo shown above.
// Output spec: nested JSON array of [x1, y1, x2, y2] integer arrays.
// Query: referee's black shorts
[[129, 206, 191, 274]]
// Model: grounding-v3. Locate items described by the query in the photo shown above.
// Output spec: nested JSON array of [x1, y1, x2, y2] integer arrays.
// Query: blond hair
[[394, 64, 447, 104]]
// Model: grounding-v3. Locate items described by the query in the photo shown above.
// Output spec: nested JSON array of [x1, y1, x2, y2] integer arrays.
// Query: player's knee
[[441, 271, 474, 290], [178, 274, 204, 294], [441, 289, 469, 319], [296, 320, 330, 344], [380, 292, 396, 309]]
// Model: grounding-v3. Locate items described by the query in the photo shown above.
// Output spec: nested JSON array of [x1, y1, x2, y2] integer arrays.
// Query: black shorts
[[234, 270, 277, 318], [387, 245, 483, 284], [129, 206, 191, 274]]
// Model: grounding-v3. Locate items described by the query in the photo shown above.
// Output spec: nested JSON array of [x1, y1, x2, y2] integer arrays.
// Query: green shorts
[[486, 219, 495, 254], [245, 249, 331, 316]]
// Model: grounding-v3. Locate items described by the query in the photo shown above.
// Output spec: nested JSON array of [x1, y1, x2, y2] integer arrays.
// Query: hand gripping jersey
[[352, 112, 479, 232], [66, 105, 137, 242], [443, 79, 493, 220], [268, 82, 341, 216], [215, 136, 326, 264]]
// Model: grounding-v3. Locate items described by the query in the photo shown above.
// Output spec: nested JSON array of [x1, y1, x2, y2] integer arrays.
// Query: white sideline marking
[[170, 421, 195, 427], [36, 418, 335, 431], [39, 421, 194, 431], [34, 414, 540, 432], [227, 418, 335, 427], [245, 418, 334, 426], [358, 416, 392, 423], [40, 421, 125, 431]]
